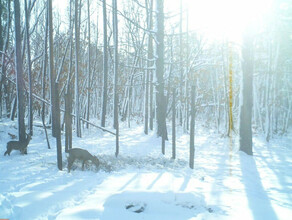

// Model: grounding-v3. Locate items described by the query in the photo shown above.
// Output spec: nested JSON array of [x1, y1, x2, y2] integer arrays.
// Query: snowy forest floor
[[0, 118, 292, 220]]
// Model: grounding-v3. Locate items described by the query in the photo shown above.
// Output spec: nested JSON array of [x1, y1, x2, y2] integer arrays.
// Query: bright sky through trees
[[174, 0, 274, 42], [54, 0, 274, 43]]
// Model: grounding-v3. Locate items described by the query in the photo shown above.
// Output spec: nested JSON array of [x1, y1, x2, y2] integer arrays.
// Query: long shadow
[[239, 152, 278, 220], [258, 146, 292, 202], [147, 173, 163, 190], [119, 173, 140, 191], [179, 172, 192, 191], [207, 137, 232, 198], [7, 172, 107, 220]]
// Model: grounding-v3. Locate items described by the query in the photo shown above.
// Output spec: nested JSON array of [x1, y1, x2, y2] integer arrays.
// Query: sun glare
[[186, 0, 273, 42]]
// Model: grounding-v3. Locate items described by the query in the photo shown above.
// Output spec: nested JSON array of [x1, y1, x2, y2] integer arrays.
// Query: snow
[[1, 118, 292, 220]]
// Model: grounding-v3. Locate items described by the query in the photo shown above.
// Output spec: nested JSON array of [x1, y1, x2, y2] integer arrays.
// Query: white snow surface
[[0, 119, 292, 220]]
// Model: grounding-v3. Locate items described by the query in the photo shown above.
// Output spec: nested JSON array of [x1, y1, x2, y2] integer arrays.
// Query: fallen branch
[[80, 118, 116, 136]]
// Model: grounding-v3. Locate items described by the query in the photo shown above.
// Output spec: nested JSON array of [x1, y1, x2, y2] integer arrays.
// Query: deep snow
[[0, 118, 292, 220]]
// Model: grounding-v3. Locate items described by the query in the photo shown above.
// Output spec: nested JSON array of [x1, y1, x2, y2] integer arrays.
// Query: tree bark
[[101, 0, 108, 127], [172, 88, 176, 159], [189, 86, 195, 169], [0, 0, 11, 117], [42, 2, 48, 124], [75, 0, 81, 137], [113, 0, 119, 156], [48, 0, 56, 137], [55, 82, 62, 170], [113, 0, 119, 130], [239, 27, 254, 156], [144, 0, 153, 135], [24, 0, 33, 136], [14, 0, 26, 143], [155, 0, 168, 142], [86, 0, 91, 129]]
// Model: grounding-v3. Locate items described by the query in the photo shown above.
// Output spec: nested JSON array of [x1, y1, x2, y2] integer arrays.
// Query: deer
[[4, 134, 31, 156], [67, 148, 100, 172]]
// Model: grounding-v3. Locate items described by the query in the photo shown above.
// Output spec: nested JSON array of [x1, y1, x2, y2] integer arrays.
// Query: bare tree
[[86, 0, 91, 129], [179, 0, 183, 126], [13, 0, 26, 143], [155, 0, 168, 153], [75, 0, 81, 137], [101, 0, 108, 128], [24, 0, 33, 136], [113, 0, 119, 156], [0, 0, 11, 117], [189, 85, 196, 169], [144, 0, 153, 134], [239, 27, 254, 156], [48, 0, 56, 137]]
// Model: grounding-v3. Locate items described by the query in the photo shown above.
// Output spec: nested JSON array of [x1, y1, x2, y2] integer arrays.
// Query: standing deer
[[67, 148, 100, 172], [4, 134, 31, 156]]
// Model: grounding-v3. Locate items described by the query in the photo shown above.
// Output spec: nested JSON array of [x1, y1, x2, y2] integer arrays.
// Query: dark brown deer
[[4, 134, 31, 156], [67, 148, 100, 172]]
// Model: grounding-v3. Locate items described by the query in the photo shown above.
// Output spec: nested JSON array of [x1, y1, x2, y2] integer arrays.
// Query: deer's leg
[[82, 160, 86, 171], [4, 146, 11, 156], [67, 158, 75, 173]]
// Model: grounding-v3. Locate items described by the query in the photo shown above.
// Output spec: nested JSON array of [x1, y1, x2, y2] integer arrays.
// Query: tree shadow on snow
[[239, 152, 278, 219]]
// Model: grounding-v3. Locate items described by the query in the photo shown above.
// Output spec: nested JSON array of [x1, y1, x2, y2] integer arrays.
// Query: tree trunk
[[155, 0, 168, 143], [48, 0, 56, 137], [55, 82, 62, 170], [101, 0, 108, 127], [113, 0, 119, 130], [75, 0, 81, 137], [113, 0, 119, 156], [189, 86, 195, 169], [172, 88, 176, 159], [24, 0, 33, 136], [179, 0, 183, 127], [228, 44, 234, 137], [10, 96, 16, 121], [14, 0, 26, 143], [239, 27, 254, 156], [86, 0, 91, 129], [0, 0, 11, 118], [144, 0, 153, 135], [42, 2, 48, 124]]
